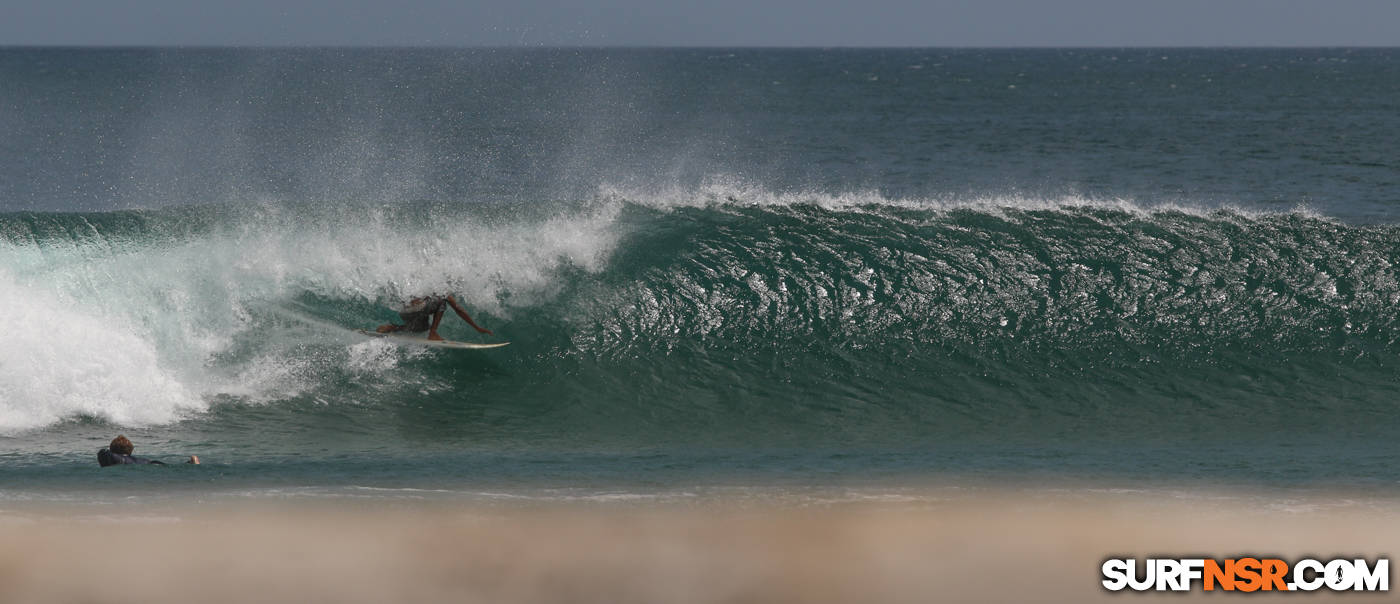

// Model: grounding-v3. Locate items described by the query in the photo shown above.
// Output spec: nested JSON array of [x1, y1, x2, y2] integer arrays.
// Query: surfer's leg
[[445, 295, 493, 335], [426, 309, 446, 340]]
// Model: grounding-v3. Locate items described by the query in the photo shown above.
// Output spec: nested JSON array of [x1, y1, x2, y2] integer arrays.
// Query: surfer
[[376, 294, 493, 341], [97, 435, 200, 467]]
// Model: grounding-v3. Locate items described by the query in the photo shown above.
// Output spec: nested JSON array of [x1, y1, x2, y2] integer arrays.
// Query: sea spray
[[0, 200, 623, 432]]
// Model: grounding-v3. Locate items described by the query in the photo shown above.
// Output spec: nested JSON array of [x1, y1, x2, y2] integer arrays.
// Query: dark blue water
[[2, 48, 1399, 500]]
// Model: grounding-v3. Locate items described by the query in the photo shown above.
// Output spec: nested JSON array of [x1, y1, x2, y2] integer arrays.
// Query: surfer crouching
[[97, 435, 199, 467], [376, 294, 493, 341]]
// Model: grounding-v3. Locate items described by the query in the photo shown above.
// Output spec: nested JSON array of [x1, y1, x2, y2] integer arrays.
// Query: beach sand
[[0, 491, 1394, 603]]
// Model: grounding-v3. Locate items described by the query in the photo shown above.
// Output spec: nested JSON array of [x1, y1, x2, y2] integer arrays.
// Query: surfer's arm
[[445, 295, 493, 335]]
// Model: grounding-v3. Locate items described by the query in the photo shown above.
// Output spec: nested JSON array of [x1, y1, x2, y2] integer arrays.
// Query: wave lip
[[594, 176, 1316, 220]]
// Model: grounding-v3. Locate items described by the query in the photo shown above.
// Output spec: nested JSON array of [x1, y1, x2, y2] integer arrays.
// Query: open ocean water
[[2, 48, 1399, 503]]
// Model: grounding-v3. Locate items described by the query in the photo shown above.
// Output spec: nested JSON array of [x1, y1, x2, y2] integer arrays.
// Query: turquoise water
[[2, 49, 1399, 498]]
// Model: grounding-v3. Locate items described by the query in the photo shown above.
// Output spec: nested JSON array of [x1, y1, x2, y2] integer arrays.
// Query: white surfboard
[[357, 329, 510, 350]]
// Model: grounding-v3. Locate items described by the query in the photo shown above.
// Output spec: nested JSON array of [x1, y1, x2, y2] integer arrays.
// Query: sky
[[2, 0, 1398, 47]]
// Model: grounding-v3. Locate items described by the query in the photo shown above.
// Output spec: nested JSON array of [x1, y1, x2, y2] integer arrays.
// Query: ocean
[[2, 48, 1399, 503]]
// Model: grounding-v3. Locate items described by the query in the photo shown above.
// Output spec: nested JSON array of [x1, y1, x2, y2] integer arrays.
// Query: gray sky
[[3, 0, 1399, 47]]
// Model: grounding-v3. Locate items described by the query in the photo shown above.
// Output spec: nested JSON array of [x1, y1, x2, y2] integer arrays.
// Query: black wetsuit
[[398, 296, 447, 332], [97, 448, 165, 467]]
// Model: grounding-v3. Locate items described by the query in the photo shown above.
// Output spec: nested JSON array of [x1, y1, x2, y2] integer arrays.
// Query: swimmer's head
[[109, 435, 134, 455]]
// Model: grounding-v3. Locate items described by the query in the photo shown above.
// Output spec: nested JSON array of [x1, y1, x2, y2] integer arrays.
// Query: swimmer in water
[[97, 435, 199, 467]]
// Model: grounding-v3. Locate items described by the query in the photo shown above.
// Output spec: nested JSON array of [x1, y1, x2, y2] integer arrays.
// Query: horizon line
[[2, 43, 1398, 50]]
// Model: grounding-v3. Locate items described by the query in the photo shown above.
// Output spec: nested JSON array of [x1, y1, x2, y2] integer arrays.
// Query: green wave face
[[3, 196, 1399, 451]]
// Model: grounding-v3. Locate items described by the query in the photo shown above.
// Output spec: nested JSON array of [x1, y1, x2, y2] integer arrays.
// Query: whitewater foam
[[0, 267, 203, 433]]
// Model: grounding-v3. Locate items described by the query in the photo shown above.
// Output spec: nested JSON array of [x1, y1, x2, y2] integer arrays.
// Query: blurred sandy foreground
[[0, 491, 1395, 604]]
